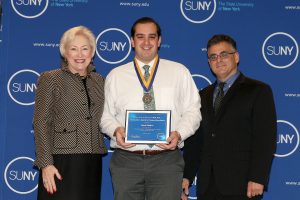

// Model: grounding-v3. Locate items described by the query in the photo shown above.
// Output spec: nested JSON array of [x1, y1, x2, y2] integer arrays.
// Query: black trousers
[[198, 169, 263, 200], [37, 154, 102, 200]]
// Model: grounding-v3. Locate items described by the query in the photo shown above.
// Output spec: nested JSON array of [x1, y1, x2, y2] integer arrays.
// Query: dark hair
[[131, 17, 161, 37], [207, 34, 237, 51]]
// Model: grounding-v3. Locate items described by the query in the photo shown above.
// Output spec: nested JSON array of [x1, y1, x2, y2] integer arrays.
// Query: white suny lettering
[[99, 42, 127, 51], [16, 0, 43, 6], [9, 171, 37, 181], [285, 46, 294, 55], [12, 83, 37, 92], [185, 1, 211, 11], [266, 46, 294, 56], [277, 134, 294, 144], [25, 171, 38, 180]]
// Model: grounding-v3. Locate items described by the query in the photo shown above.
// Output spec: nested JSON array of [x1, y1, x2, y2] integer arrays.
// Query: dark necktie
[[214, 82, 225, 113]]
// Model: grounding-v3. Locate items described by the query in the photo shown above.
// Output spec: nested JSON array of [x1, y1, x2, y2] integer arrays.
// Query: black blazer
[[183, 73, 277, 196]]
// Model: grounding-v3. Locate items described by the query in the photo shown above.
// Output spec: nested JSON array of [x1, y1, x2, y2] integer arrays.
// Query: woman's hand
[[42, 165, 62, 194]]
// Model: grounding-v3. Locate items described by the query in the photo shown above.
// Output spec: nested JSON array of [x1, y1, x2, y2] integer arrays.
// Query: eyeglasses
[[208, 51, 236, 61]]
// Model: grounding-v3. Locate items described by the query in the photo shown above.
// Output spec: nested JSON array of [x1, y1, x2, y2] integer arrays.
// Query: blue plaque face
[[125, 110, 171, 144]]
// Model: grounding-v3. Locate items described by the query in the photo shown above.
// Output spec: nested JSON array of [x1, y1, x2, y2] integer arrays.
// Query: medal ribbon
[[134, 55, 159, 92]]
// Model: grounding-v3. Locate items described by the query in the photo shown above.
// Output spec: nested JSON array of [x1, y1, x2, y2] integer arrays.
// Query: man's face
[[208, 42, 239, 82], [131, 22, 161, 63]]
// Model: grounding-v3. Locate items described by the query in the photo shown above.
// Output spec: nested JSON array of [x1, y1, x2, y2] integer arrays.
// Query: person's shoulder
[[40, 68, 60, 76], [243, 75, 270, 87], [109, 61, 133, 74], [36, 69, 62, 88], [159, 58, 190, 74], [241, 74, 272, 91], [90, 71, 105, 81], [106, 61, 133, 79], [200, 83, 214, 95], [91, 73, 105, 87], [90, 72, 105, 88], [159, 58, 186, 68], [39, 68, 62, 81]]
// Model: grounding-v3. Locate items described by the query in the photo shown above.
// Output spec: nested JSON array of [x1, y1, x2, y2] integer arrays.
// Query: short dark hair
[[131, 17, 161, 37], [207, 34, 237, 51]]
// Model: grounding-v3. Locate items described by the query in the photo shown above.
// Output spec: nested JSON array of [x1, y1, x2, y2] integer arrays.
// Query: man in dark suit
[[181, 34, 277, 200]]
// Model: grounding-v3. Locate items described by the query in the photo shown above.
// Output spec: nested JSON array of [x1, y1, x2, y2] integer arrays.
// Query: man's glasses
[[208, 51, 236, 61]]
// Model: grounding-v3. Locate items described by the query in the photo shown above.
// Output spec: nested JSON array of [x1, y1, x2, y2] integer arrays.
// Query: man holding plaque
[[100, 17, 201, 200]]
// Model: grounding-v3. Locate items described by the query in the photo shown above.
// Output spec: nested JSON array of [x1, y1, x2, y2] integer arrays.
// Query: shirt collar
[[135, 58, 156, 73], [217, 70, 240, 91]]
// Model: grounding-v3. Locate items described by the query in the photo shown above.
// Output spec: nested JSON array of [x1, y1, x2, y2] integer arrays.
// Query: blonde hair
[[59, 26, 96, 58]]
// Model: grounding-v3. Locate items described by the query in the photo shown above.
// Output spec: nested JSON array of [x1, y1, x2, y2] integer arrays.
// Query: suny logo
[[7, 69, 40, 106], [4, 157, 39, 194], [262, 32, 299, 69], [192, 74, 212, 90], [275, 120, 299, 157], [180, 0, 216, 23], [96, 28, 131, 64], [11, 0, 49, 19]]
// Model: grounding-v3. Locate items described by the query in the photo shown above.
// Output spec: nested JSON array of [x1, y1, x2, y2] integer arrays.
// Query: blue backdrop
[[1, 0, 300, 199]]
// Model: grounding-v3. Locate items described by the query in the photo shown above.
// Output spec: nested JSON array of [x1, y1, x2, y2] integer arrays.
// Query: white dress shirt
[[100, 58, 201, 151]]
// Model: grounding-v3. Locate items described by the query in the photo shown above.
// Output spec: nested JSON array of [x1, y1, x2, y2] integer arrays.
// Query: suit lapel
[[204, 84, 215, 117]]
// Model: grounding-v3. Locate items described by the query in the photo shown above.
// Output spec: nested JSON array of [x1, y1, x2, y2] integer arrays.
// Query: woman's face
[[64, 35, 93, 76]]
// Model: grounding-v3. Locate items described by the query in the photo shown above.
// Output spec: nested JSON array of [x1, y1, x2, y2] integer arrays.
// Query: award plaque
[[125, 110, 171, 144]]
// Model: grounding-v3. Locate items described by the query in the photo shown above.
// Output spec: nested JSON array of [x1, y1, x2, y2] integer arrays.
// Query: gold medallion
[[142, 93, 152, 104]]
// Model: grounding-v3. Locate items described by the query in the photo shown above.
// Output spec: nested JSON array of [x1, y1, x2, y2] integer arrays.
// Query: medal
[[143, 93, 152, 104], [134, 55, 159, 107]]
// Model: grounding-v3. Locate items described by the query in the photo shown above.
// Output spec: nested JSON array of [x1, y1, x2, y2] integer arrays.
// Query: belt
[[118, 149, 172, 156]]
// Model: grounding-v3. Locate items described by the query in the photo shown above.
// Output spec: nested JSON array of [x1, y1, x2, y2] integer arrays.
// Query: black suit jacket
[[183, 73, 277, 196]]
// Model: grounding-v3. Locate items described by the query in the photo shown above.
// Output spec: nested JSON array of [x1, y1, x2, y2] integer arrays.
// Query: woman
[[33, 26, 107, 200]]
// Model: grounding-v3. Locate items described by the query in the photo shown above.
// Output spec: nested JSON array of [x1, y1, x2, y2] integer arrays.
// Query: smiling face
[[208, 41, 239, 82], [64, 34, 93, 76], [131, 22, 161, 63]]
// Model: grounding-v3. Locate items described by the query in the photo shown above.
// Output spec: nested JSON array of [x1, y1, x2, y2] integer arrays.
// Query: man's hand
[[42, 165, 62, 194], [181, 178, 190, 200], [114, 127, 136, 148], [247, 181, 264, 198], [156, 131, 181, 150]]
